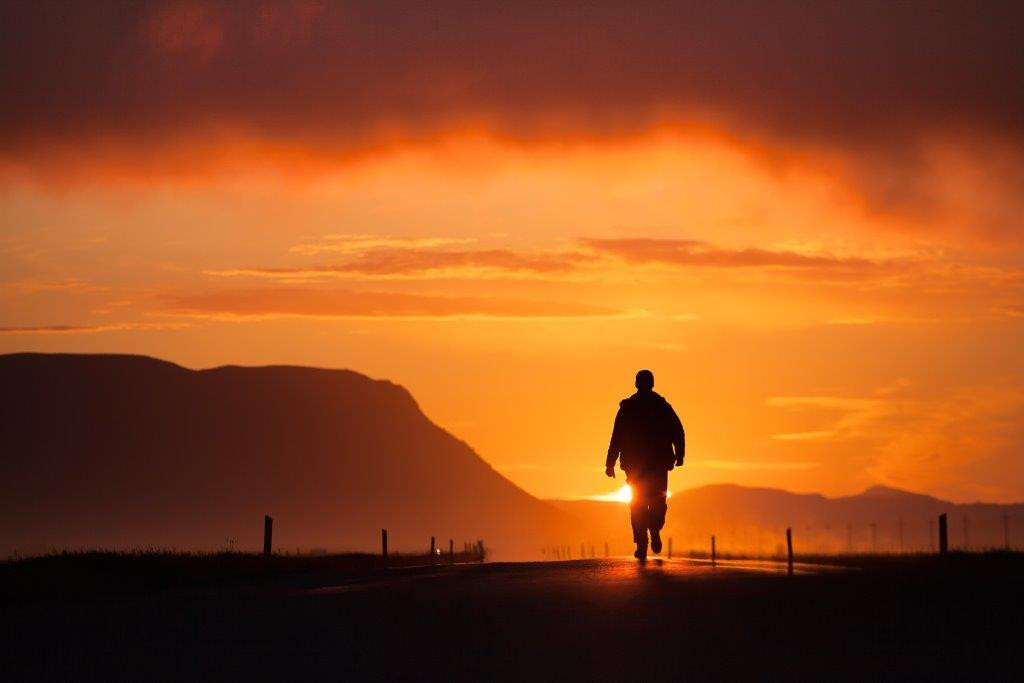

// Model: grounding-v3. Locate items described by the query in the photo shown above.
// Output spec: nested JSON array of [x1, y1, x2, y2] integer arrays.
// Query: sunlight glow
[[590, 484, 674, 503], [593, 484, 633, 503]]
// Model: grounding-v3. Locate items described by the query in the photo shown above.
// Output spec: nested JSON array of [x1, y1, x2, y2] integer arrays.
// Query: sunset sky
[[2, 1, 1023, 503]]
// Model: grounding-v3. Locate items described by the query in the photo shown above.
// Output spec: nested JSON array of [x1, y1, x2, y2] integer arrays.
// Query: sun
[[590, 484, 673, 503], [593, 484, 633, 503]]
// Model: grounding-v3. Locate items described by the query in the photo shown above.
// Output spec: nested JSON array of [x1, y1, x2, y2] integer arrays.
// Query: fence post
[[667, 537, 673, 559], [938, 513, 948, 555], [449, 538, 454, 562], [786, 528, 793, 576], [381, 528, 388, 559], [430, 536, 436, 560], [263, 516, 273, 557], [711, 535, 716, 567]]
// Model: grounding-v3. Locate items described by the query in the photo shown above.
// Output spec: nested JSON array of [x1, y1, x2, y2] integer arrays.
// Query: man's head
[[635, 369, 654, 392]]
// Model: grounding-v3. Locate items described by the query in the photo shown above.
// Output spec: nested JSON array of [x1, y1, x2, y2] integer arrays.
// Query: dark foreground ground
[[3, 553, 1022, 681]]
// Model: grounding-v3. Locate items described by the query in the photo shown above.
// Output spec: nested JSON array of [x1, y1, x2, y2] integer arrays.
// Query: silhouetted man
[[605, 369, 685, 560]]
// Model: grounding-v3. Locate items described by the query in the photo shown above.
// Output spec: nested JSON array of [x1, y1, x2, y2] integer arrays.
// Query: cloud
[[1, 279, 108, 295], [694, 459, 820, 471], [582, 238, 887, 271], [207, 248, 594, 280], [3, 0, 1023, 217], [770, 431, 837, 441], [159, 287, 634, 320], [767, 383, 1024, 500], [0, 322, 189, 334], [289, 235, 477, 257], [208, 236, 907, 285]]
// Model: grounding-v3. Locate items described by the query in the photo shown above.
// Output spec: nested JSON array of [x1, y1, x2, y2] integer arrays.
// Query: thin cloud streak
[[206, 248, 594, 280], [695, 459, 820, 471], [771, 431, 838, 441], [0, 322, 190, 334], [289, 235, 477, 256], [207, 237, 906, 284], [159, 287, 638, 321], [581, 238, 886, 270]]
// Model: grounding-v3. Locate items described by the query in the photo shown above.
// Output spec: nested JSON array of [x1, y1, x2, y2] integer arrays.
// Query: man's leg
[[647, 471, 669, 553], [627, 475, 649, 558], [629, 494, 648, 544]]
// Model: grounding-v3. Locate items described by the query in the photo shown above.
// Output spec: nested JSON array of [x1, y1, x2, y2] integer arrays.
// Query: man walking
[[605, 370, 685, 560]]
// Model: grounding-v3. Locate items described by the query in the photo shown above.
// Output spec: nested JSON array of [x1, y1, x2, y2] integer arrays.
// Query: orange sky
[[2, 1, 1023, 503]]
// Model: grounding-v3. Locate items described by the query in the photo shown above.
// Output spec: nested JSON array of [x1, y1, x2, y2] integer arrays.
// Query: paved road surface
[[5, 557, 1019, 680]]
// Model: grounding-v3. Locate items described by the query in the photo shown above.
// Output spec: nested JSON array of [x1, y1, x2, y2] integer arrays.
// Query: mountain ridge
[[0, 352, 570, 559]]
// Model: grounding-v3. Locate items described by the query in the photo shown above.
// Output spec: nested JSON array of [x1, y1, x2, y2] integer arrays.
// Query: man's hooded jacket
[[606, 390, 685, 474]]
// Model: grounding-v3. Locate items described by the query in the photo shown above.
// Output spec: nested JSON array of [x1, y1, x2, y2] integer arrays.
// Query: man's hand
[[605, 465, 616, 478], [674, 456, 685, 467]]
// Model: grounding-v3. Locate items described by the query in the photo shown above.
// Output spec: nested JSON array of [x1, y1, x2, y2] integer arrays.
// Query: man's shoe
[[650, 530, 663, 554], [634, 542, 648, 560]]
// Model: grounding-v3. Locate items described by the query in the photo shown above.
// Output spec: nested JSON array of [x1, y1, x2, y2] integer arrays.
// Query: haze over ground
[[2, 353, 1019, 559], [2, 2, 1023, 504]]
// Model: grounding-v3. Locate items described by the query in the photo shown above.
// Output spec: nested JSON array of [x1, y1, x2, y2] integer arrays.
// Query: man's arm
[[605, 406, 624, 477], [669, 404, 685, 466]]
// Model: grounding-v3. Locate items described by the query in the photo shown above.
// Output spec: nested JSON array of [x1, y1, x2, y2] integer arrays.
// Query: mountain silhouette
[[0, 353, 573, 559], [551, 483, 1024, 554]]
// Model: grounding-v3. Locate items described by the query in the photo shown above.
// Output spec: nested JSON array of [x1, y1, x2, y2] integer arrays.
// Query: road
[[4, 556, 1020, 681]]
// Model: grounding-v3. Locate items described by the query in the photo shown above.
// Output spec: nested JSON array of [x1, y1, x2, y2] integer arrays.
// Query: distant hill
[[550, 483, 1024, 556], [0, 353, 574, 559]]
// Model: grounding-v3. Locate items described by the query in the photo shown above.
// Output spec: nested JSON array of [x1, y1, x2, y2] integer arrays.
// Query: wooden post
[[381, 528, 388, 558], [430, 536, 436, 558], [263, 516, 273, 557], [786, 528, 793, 576], [711, 535, 716, 567], [938, 513, 948, 555], [449, 538, 454, 562], [667, 537, 673, 559]]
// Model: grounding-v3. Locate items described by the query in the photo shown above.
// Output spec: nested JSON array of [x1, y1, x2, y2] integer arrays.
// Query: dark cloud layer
[[2, 0, 1022, 160]]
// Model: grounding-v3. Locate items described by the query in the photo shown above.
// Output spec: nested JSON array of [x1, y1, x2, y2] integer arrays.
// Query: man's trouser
[[627, 469, 669, 544]]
